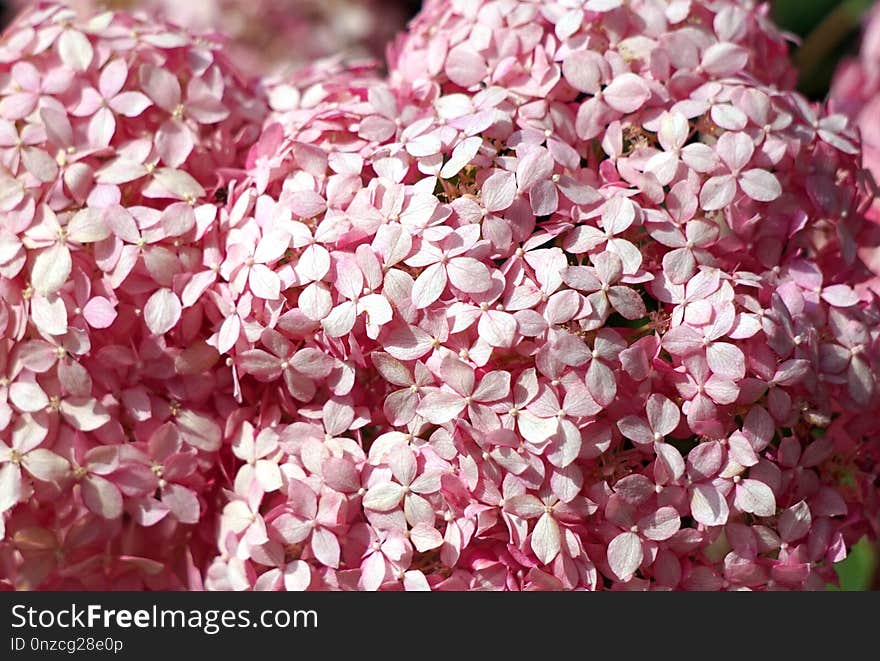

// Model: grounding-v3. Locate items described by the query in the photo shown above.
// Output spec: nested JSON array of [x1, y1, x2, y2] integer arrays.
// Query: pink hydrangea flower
[[830, 5, 880, 288], [0, 0, 877, 593]]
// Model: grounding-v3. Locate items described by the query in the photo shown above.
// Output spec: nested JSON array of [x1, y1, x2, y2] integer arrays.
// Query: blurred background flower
[[0, 0, 875, 589], [1, 0, 422, 75]]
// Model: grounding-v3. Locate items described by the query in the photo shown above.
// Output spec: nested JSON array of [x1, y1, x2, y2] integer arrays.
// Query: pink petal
[[778, 501, 812, 543], [592, 250, 623, 283], [411, 262, 447, 309], [602, 196, 636, 234], [388, 446, 417, 486], [618, 414, 654, 445], [162, 484, 200, 524], [820, 284, 859, 308], [139, 63, 182, 112], [518, 411, 559, 445], [82, 475, 123, 519], [156, 119, 194, 167], [291, 349, 334, 379], [283, 561, 312, 591], [440, 136, 482, 179], [383, 324, 434, 361], [531, 513, 561, 564], [717, 131, 754, 171], [700, 174, 737, 210], [110, 90, 152, 117], [321, 301, 356, 338], [384, 390, 417, 426], [516, 148, 554, 192], [662, 247, 696, 284], [22, 148, 59, 182], [58, 29, 93, 71], [217, 314, 241, 355], [735, 478, 776, 517], [87, 106, 116, 148], [360, 552, 387, 591], [477, 310, 517, 348], [688, 437, 724, 478], [297, 244, 331, 282], [31, 243, 71, 296], [482, 170, 517, 212], [471, 370, 511, 401], [161, 201, 196, 237], [298, 282, 332, 321], [706, 342, 746, 380], [0, 92, 36, 120], [504, 494, 544, 519], [654, 443, 685, 483], [700, 42, 749, 76], [562, 265, 602, 292], [60, 398, 110, 432], [311, 528, 340, 568], [144, 288, 182, 335], [179, 272, 216, 310], [586, 359, 616, 407], [647, 394, 680, 437], [661, 324, 702, 356], [608, 285, 647, 320], [10, 381, 49, 413], [681, 143, 720, 172], [68, 208, 111, 243], [704, 375, 740, 404], [445, 45, 486, 88], [645, 151, 679, 186], [529, 180, 559, 216], [739, 169, 782, 202], [562, 50, 603, 94], [411, 525, 443, 553], [690, 484, 729, 526], [362, 482, 405, 511], [30, 294, 67, 336], [603, 73, 650, 113], [639, 506, 681, 541], [403, 569, 431, 591], [0, 463, 22, 512], [21, 449, 69, 482], [417, 390, 466, 424], [607, 531, 643, 580], [176, 410, 221, 452], [248, 264, 281, 300]]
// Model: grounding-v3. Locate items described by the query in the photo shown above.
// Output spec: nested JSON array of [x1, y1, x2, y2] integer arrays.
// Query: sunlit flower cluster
[[1, 0, 878, 591]]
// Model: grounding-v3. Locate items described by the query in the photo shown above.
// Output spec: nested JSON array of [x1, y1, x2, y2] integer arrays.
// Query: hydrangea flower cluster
[[0, 2, 265, 588], [831, 4, 880, 188], [9, 0, 412, 76], [1, 0, 878, 591]]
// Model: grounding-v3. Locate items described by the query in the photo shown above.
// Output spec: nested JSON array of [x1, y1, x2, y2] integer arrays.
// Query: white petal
[[144, 288, 182, 335], [607, 531, 643, 581], [31, 243, 71, 296], [362, 482, 405, 511], [531, 512, 561, 565]]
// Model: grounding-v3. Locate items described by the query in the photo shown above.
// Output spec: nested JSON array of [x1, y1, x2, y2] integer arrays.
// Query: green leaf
[[829, 537, 878, 591]]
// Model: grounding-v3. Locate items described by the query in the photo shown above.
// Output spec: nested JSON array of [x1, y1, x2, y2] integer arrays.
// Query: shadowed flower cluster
[[0, 0, 878, 591]]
